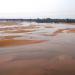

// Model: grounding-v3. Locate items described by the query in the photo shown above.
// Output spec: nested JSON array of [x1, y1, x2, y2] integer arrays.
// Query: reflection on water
[[0, 22, 75, 75], [0, 22, 75, 40]]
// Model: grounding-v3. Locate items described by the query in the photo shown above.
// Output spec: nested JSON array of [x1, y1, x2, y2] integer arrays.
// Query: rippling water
[[0, 22, 75, 75]]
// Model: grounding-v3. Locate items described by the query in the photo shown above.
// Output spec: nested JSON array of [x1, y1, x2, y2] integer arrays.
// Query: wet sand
[[0, 22, 75, 75]]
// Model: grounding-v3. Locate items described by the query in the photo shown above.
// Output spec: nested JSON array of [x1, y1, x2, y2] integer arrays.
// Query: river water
[[0, 22, 75, 75]]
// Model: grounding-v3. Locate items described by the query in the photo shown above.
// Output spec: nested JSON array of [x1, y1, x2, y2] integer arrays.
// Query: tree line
[[0, 18, 75, 23]]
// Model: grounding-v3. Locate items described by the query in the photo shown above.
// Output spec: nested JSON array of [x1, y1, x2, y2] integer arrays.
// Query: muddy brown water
[[0, 22, 75, 75]]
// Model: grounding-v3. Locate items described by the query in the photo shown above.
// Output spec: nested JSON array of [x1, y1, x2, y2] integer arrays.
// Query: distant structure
[[0, 18, 75, 23]]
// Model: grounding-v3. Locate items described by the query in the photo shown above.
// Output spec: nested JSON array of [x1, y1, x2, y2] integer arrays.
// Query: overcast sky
[[0, 0, 75, 18]]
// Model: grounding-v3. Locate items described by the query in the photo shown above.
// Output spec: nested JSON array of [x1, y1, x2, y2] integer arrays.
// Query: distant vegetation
[[0, 18, 75, 23]]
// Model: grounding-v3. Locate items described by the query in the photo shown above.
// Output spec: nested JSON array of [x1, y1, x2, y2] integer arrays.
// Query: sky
[[0, 0, 75, 19]]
